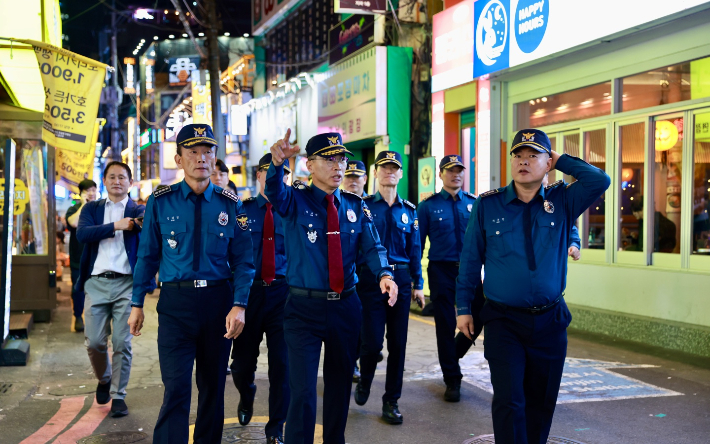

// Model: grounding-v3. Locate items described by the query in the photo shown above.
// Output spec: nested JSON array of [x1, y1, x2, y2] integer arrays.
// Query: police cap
[[510, 128, 552, 156], [176, 124, 218, 148], [345, 160, 367, 177], [258, 153, 290, 174], [374, 151, 402, 168], [440, 154, 466, 170], [305, 133, 354, 158]]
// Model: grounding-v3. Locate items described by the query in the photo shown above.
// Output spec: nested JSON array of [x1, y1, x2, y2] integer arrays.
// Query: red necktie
[[262, 202, 276, 284], [325, 194, 344, 293]]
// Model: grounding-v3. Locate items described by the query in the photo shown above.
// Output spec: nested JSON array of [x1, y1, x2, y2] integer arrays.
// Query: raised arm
[[265, 128, 301, 217], [554, 153, 611, 221]]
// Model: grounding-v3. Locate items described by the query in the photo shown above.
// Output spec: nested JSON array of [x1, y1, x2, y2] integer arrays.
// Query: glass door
[[580, 125, 609, 262]]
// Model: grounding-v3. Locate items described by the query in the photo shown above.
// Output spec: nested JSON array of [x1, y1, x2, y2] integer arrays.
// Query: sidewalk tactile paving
[[463, 436, 584, 444]]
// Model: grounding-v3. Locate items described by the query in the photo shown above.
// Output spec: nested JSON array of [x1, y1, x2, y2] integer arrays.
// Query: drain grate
[[77, 431, 148, 443], [463, 436, 585, 444], [221, 423, 268, 443], [0, 383, 12, 395]]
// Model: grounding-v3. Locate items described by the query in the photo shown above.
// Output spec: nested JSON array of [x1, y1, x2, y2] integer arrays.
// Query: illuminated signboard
[[145, 59, 155, 94], [328, 14, 383, 66], [334, 0, 386, 14], [431, 0, 474, 92], [124, 57, 136, 94], [169, 57, 199, 86]]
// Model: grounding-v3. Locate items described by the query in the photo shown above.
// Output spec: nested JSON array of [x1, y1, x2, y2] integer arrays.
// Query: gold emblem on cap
[[327, 136, 339, 145], [386, 152, 396, 159], [194, 127, 206, 135], [348, 163, 357, 169], [522, 132, 535, 142], [449, 155, 458, 162]]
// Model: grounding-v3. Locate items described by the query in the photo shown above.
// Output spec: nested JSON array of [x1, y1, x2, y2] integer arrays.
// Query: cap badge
[[386, 152, 396, 159], [348, 163, 357, 170], [194, 127, 206, 137], [218, 211, 228, 226], [522, 132, 535, 142], [449, 155, 458, 162], [544, 200, 554, 214], [401, 213, 409, 224], [347, 208, 357, 222], [307, 229, 318, 243], [237, 215, 249, 230], [167, 238, 177, 249], [467, 204, 472, 212], [327, 136, 339, 145]]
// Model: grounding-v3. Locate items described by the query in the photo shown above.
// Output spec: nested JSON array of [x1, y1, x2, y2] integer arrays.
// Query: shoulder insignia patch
[[480, 188, 502, 199], [464, 191, 476, 199], [153, 184, 173, 198], [403, 199, 416, 210], [545, 179, 564, 190], [363, 194, 374, 200], [236, 214, 249, 230], [341, 189, 362, 200], [362, 205, 373, 221], [221, 188, 241, 204], [293, 180, 309, 191]]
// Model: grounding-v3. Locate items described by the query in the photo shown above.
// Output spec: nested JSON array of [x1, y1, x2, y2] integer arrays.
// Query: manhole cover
[[77, 431, 148, 443], [0, 383, 12, 395], [221, 423, 267, 443], [463, 436, 585, 444]]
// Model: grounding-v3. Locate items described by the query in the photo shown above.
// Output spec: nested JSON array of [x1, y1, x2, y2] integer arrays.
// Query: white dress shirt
[[92, 196, 132, 275]]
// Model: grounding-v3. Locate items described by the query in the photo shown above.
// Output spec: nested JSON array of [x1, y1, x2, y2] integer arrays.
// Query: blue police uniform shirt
[[243, 193, 288, 279], [265, 163, 393, 291], [132, 180, 256, 307], [418, 189, 477, 262], [363, 192, 424, 290], [456, 154, 610, 314], [569, 224, 581, 250]]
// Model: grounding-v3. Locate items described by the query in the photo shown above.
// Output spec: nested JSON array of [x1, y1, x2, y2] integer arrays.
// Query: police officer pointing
[[128, 124, 255, 444], [456, 129, 610, 443], [417, 154, 477, 402], [267, 129, 398, 444]]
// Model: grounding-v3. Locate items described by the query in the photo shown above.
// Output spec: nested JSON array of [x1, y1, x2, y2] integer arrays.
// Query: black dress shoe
[[96, 379, 111, 405], [377, 351, 384, 363], [238, 398, 254, 426], [444, 381, 461, 402], [267, 436, 284, 444], [352, 365, 361, 383], [110, 398, 129, 417], [382, 401, 403, 424], [74, 317, 84, 332], [354, 382, 370, 406]]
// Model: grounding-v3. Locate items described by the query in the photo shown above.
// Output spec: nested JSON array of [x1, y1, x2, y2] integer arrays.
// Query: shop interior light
[[141, 39, 146, 43], [164, 9, 168, 14], [198, 32, 204, 37], [175, 11, 179, 15], [169, 34, 175, 38], [153, 36, 159, 40], [243, 33, 250, 38], [182, 33, 188, 37], [224, 32, 231, 36], [541, 97, 548, 102]]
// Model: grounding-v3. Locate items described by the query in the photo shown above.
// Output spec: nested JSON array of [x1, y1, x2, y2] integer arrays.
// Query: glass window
[[584, 128, 607, 249], [547, 135, 558, 183], [562, 132, 580, 184], [621, 56, 710, 113], [692, 111, 710, 255], [652, 116, 682, 254], [618, 123, 645, 252], [515, 82, 612, 130]]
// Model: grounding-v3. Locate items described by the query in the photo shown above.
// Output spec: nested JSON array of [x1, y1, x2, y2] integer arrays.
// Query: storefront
[[458, 0, 710, 355]]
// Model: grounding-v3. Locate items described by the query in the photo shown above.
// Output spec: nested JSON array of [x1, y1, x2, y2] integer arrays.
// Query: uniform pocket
[[341, 221, 362, 259], [296, 215, 325, 249], [485, 221, 513, 257], [160, 222, 187, 256], [536, 214, 562, 249], [207, 225, 233, 257]]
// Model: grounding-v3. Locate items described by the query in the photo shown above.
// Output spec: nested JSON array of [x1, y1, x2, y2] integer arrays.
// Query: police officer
[[266, 129, 398, 444], [354, 150, 424, 425], [230, 154, 291, 444], [417, 154, 476, 402], [543, 172, 582, 261], [456, 129, 610, 444], [128, 124, 256, 444], [343, 160, 368, 197]]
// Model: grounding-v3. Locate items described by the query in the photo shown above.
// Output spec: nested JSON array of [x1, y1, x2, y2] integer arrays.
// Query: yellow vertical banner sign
[[55, 120, 99, 194], [191, 70, 212, 126], [14, 39, 110, 154]]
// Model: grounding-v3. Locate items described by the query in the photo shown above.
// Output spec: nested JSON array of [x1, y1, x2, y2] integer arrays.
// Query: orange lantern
[[655, 120, 678, 151]]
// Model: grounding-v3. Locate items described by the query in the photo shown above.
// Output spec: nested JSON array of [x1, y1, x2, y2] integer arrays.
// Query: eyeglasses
[[313, 155, 349, 168]]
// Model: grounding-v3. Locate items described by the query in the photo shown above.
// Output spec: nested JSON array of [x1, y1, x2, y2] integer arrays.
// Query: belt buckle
[[529, 306, 541, 314], [262, 280, 271, 287], [390, 265, 396, 270], [327, 292, 340, 300], [194, 280, 207, 288]]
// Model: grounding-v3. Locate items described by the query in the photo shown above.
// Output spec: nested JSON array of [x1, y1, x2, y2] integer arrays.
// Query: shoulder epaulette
[[220, 188, 241, 204], [341, 189, 362, 200], [293, 180, 309, 191], [243, 197, 257, 203], [153, 184, 174, 198], [403, 199, 416, 210], [480, 188, 502, 199], [464, 191, 476, 199], [420, 193, 435, 202], [363, 194, 374, 200], [545, 180, 564, 190]]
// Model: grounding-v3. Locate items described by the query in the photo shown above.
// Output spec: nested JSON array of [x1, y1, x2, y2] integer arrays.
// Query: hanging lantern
[[621, 168, 634, 182], [655, 120, 678, 151]]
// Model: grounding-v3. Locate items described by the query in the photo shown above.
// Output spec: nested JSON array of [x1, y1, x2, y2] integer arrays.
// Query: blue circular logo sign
[[514, 0, 548, 54]]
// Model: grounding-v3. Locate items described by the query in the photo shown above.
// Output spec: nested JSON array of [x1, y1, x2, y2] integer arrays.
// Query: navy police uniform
[[356, 151, 423, 416], [132, 124, 255, 444], [229, 154, 291, 441], [456, 129, 610, 443], [265, 133, 393, 444], [417, 155, 477, 388]]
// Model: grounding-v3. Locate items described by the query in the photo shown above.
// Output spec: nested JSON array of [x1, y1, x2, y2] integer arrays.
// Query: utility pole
[[204, 0, 226, 159], [110, 5, 120, 161]]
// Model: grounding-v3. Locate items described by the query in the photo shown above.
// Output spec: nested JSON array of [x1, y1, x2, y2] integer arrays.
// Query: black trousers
[[481, 298, 571, 444], [283, 288, 361, 444], [70, 266, 84, 318], [428, 261, 464, 382], [358, 267, 412, 403], [154, 282, 232, 444], [230, 280, 289, 438]]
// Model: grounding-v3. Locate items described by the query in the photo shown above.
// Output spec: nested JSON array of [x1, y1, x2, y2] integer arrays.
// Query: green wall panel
[[387, 46, 413, 199]]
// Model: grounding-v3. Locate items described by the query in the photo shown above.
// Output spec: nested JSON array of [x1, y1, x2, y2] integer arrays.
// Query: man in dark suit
[[77, 161, 153, 418]]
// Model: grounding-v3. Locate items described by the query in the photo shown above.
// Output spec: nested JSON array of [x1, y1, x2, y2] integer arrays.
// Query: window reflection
[[652, 117, 681, 254], [618, 123, 645, 251], [584, 129, 606, 249], [693, 112, 710, 255]]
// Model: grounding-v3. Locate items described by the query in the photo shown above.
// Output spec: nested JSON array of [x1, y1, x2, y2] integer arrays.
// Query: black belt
[[162, 279, 229, 289], [94, 272, 128, 279], [389, 264, 409, 270], [254, 277, 286, 287], [431, 261, 460, 267], [486, 296, 562, 315], [289, 286, 356, 300]]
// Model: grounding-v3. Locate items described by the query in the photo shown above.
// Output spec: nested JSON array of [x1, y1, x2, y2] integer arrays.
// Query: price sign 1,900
[[40, 62, 85, 85]]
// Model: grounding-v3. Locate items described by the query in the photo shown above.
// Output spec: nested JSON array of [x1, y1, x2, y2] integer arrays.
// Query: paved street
[[1, 277, 709, 444]]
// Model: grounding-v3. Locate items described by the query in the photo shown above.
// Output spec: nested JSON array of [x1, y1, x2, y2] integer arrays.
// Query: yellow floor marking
[[409, 313, 436, 327]]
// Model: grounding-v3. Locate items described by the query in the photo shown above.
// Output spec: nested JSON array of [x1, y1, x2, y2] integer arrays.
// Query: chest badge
[[401, 213, 409, 224], [347, 209, 357, 223], [307, 229, 318, 243], [544, 200, 555, 214], [467, 204, 472, 212], [237, 215, 249, 230], [218, 211, 228, 226], [167, 239, 178, 249]]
